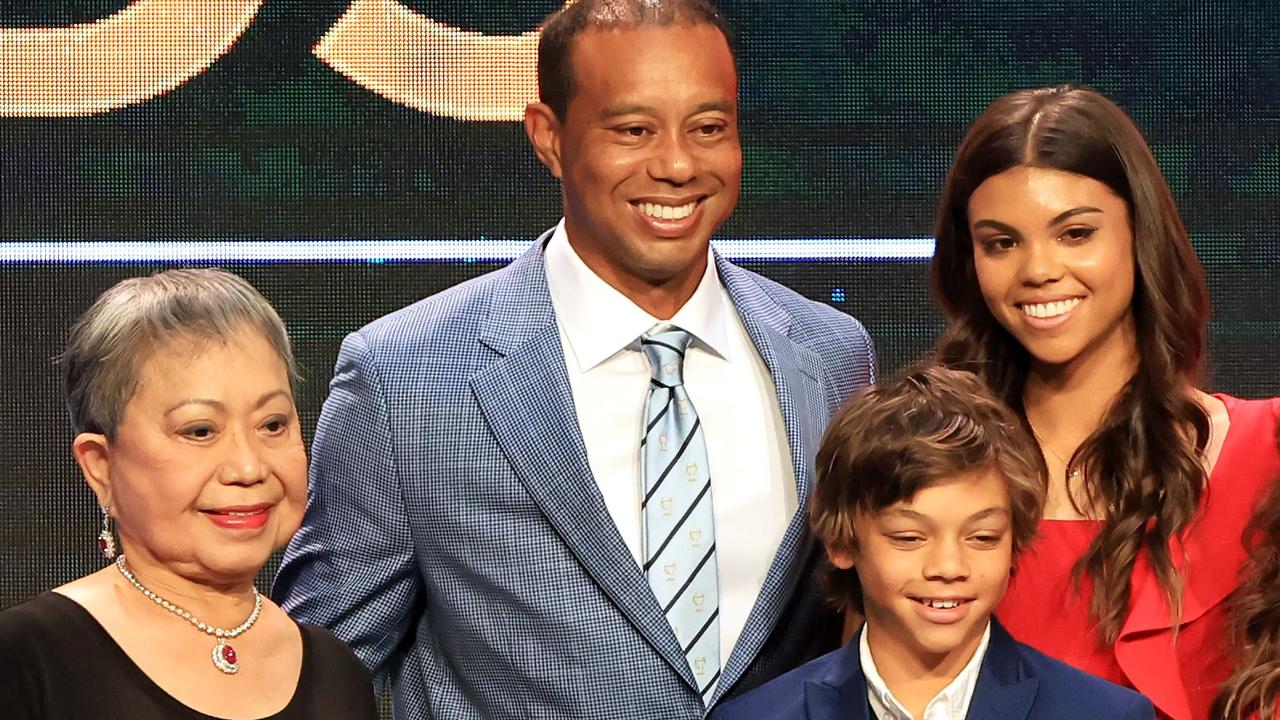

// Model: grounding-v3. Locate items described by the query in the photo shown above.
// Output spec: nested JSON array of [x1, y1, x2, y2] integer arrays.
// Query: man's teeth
[[920, 598, 960, 609], [639, 201, 696, 220], [1021, 297, 1082, 319]]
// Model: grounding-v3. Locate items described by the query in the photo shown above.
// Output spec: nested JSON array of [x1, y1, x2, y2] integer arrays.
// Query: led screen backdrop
[[1, 0, 1278, 631]]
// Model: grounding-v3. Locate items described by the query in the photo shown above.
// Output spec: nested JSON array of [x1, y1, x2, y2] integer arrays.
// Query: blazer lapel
[[966, 621, 1037, 720], [804, 683, 872, 720], [803, 635, 872, 720], [713, 256, 829, 702], [470, 237, 696, 689], [802, 624, 1037, 720]]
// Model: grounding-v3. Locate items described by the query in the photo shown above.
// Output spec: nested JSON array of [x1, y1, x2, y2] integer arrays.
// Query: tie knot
[[641, 328, 693, 386]]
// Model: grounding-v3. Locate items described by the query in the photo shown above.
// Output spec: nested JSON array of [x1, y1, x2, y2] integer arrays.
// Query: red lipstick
[[202, 504, 273, 531]]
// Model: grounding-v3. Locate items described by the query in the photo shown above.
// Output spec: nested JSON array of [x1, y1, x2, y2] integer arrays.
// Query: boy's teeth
[[923, 599, 959, 609], [640, 201, 696, 220], [1021, 297, 1082, 319]]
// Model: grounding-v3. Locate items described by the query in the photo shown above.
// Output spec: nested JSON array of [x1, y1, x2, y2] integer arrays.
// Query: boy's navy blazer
[[711, 620, 1155, 720]]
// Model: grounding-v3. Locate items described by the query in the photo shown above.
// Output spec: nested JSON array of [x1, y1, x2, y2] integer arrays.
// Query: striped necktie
[[640, 327, 720, 700]]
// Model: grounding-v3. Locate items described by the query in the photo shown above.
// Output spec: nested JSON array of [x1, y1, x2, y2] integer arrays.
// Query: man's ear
[[72, 432, 113, 509], [524, 102, 564, 179], [826, 545, 856, 571]]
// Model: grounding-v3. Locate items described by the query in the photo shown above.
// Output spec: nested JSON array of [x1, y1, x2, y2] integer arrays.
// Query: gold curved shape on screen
[[314, 0, 541, 122], [0, 0, 266, 116]]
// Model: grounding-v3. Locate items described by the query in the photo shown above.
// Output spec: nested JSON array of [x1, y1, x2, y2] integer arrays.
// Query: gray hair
[[62, 268, 300, 437]]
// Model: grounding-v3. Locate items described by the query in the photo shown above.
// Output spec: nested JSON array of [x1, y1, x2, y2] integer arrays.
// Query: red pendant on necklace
[[211, 639, 240, 674]]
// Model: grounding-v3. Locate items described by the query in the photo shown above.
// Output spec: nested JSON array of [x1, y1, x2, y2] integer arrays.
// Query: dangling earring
[[97, 506, 117, 560]]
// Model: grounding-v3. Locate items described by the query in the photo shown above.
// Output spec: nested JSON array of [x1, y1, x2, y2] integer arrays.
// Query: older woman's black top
[[0, 592, 378, 719]]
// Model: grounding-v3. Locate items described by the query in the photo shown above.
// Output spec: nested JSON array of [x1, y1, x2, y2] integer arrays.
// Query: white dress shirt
[[543, 220, 797, 667], [861, 622, 991, 720]]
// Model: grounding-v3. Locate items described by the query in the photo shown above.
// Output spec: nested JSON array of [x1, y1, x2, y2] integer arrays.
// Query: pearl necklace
[[115, 555, 262, 675]]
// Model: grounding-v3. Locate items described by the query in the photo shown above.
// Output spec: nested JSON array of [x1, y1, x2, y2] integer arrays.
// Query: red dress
[[999, 395, 1280, 720]]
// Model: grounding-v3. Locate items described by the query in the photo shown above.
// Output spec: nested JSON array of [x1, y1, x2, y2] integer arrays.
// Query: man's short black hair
[[536, 0, 736, 121]]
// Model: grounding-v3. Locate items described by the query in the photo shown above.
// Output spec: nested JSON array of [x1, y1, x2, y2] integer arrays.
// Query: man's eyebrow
[[599, 100, 734, 120], [600, 103, 659, 119], [690, 100, 733, 114]]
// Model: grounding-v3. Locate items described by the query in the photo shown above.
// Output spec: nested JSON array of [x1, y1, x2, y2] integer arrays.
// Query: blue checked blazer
[[710, 620, 1155, 720], [273, 230, 876, 719]]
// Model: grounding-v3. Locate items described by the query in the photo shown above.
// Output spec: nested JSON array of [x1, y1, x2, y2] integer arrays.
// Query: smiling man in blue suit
[[273, 1, 874, 717]]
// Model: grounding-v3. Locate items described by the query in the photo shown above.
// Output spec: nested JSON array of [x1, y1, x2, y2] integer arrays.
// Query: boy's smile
[[908, 594, 976, 624]]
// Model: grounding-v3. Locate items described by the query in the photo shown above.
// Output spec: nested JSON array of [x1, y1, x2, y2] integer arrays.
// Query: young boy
[[712, 366, 1154, 720]]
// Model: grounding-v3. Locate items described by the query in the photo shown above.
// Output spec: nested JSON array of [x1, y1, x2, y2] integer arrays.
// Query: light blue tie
[[640, 327, 719, 700]]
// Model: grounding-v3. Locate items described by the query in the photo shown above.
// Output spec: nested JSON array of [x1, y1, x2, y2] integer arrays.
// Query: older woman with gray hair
[[0, 269, 377, 719]]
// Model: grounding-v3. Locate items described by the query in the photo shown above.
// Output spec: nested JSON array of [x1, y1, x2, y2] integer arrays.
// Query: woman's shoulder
[[0, 592, 107, 718], [1209, 393, 1280, 490], [1177, 394, 1280, 559], [2, 574, 130, 657], [0, 591, 86, 643], [298, 623, 365, 669], [293, 623, 378, 719], [1216, 393, 1280, 438]]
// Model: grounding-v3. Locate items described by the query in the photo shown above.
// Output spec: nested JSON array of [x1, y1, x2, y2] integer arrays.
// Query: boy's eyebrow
[[882, 508, 932, 522], [965, 507, 1011, 522], [880, 506, 1011, 522]]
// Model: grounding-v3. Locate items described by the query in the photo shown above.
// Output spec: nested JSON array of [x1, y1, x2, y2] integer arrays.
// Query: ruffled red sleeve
[[1115, 395, 1280, 719]]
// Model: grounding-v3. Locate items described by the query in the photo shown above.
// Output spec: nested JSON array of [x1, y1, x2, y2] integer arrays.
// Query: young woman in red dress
[[930, 84, 1280, 720], [1213, 431, 1280, 720]]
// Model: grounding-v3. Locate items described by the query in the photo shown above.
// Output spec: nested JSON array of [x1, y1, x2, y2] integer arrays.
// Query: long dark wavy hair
[[1213, 435, 1280, 720], [931, 85, 1210, 645]]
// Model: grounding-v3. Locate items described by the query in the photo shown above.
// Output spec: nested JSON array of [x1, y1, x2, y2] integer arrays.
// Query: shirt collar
[[543, 219, 731, 372], [859, 621, 992, 720]]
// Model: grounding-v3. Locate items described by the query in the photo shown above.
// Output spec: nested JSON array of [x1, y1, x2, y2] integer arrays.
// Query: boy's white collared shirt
[[860, 621, 992, 720]]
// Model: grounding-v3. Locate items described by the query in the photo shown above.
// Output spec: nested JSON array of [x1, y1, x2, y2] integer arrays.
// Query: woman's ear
[[72, 432, 113, 508]]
